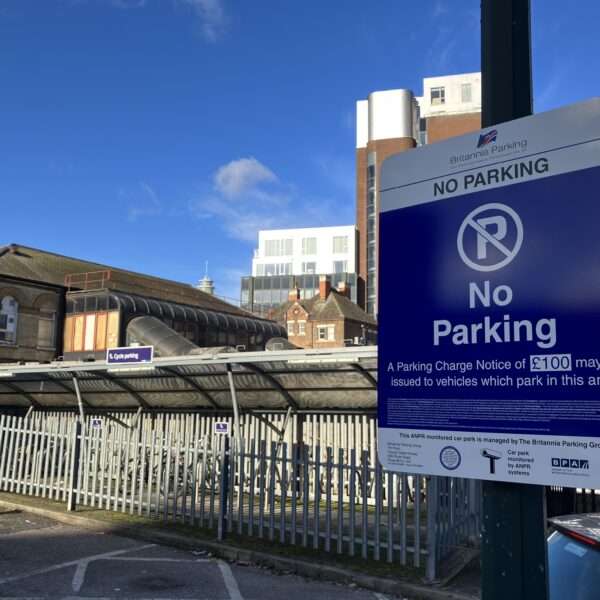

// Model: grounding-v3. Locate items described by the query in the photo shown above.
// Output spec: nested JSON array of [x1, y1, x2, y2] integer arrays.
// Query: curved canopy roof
[[107, 291, 285, 335], [0, 347, 377, 412]]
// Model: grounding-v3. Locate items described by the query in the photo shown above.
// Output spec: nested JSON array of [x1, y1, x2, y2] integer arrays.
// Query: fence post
[[426, 475, 438, 582], [67, 421, 82, 511], [217, 436, 230, 541]]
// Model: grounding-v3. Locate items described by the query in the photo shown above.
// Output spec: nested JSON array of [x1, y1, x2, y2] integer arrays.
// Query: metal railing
[[0, 411, 481, 581], [65, 270, 112, 292]]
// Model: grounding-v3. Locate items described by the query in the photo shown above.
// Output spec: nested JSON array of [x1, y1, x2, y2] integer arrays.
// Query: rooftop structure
[[356, 73, 482, 315]]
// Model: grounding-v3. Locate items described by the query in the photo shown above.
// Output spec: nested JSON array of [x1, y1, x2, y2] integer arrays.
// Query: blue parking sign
[[377, 99, 600, 487]]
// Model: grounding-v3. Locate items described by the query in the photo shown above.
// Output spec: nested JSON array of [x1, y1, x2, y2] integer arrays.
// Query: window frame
[[430, 86, 446, 105], [0, 295, 19, 345], [461, 82, 472, 103], [301, 237, 317, 255], [332, 236, 349, 254], [317, 323, 335, 342]]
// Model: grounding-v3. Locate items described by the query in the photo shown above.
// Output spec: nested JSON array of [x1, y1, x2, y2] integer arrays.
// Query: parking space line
[[0, 543, 156, 586], [103, 557, 212, 563], [217, 560, 244, 600], [71, 561, 88, 592]]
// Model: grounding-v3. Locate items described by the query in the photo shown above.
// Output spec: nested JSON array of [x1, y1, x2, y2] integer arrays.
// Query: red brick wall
[[427, 112, 481, 144], [356, 137, 415, 311]]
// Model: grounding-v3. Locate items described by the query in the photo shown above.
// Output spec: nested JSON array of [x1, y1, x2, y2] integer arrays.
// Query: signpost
[[215, 422, 230, 435], [106, 346, 153, 365], [378, 97, 600, 487]]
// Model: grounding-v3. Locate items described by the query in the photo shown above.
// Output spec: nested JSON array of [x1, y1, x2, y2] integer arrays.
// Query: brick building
[[0, 243, 286, 364], [356, 73, 482, 315], [270, 275, 377, 349]]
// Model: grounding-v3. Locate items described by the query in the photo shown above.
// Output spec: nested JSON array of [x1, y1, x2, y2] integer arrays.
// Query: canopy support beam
[[226, 364, 242, 444], [241, 363, 299, 412], [158, 366, 220, 410]]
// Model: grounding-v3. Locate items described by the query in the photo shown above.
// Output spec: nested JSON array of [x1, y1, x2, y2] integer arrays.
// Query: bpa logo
[[552, 458, 589, 469]]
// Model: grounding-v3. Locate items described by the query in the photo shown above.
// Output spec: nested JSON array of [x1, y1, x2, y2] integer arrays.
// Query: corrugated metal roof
[[0, 347, 377, 411]]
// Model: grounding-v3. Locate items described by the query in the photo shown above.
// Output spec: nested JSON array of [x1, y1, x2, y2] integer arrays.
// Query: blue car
[[548, 514, 600, 599]]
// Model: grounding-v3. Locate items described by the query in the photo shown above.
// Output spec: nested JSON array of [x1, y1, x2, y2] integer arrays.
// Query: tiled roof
[[271, 289, 377, 326], [0, 243, 254, 319]]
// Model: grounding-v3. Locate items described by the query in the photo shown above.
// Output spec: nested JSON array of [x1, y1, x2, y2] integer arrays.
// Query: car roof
[[550, 513, 600, 546]]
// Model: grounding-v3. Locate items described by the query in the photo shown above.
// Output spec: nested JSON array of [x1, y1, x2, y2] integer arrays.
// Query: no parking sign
[[377, 98, 600, 487]]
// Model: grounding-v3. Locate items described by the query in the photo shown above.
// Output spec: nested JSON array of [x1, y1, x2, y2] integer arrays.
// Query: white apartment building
[[415, 72, 482, 118], [252, 225, 357, 278]]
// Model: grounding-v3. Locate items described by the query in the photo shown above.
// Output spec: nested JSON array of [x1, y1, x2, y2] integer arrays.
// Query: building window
[[333, 236, 348, 254], [287, 321, 294, 336], [302, 261, 316, 274], [298, 320, 306, 335], [461, 83, 472, 103], [265, 239, 293, 257], [37, 311, 57, 349], [431, 86, 445, 105], [333, 260, 348, 274], [257, 263, 292, 276], [419, 117, 428, 146], [301, 237, 317, 255], [0, 296, 18, 344], [317, 324, 335, 341]]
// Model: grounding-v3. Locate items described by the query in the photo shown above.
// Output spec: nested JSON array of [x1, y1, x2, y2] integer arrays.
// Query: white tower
[[197, 261, 215, 295]]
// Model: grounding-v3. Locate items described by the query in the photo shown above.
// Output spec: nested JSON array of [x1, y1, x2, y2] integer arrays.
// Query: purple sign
[[106, 346, 153, 365]]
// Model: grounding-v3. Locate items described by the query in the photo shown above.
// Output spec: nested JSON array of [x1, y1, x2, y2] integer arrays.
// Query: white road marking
[[0, 543, 155, 585], [217, 560, 244, 600], [71, 561, 88, 592], [103, 557, 212, 562]]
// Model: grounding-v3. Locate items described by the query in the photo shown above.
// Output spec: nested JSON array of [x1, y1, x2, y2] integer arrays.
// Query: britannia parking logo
[[477, 129, 498, 148]]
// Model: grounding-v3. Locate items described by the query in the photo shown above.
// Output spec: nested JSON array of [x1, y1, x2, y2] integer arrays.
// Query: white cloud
[[423, 20, 457, 75], [189, 156, 351, 243], [431, 1, 448, 20], [120, 180, 162, 221], [70, 0, 228, 41], [214, 157, 277, 199], [175, 0, 228, 43]]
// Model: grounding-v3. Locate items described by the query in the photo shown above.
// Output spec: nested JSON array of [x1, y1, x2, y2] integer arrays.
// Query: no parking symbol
[[457, 203, 523, 272]]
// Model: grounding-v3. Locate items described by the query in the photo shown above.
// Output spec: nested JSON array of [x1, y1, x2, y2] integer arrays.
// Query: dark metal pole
[[217, 435, 230, 541], [481, 0, 533, 124], [481, 2, 548, 599], [67, 421, 82, 511]]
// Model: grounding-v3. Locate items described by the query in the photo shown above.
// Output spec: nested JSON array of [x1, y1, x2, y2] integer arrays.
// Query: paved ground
[[0, 509, 405, 600]]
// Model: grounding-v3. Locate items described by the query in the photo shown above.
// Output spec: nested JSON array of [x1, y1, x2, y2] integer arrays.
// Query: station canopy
[[0, 347, 377, 412]]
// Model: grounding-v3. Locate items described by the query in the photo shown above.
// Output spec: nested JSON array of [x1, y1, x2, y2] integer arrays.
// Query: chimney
[[337, 281, 350, 299], [319, 275, 331, 301], [288, 276, 300, 301]]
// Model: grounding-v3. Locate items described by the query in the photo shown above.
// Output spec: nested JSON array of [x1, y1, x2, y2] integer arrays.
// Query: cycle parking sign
[[377, 98, 600, 487]]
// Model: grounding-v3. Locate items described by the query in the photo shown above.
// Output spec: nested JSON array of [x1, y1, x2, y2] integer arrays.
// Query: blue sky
[[1, 0, 598, 302]]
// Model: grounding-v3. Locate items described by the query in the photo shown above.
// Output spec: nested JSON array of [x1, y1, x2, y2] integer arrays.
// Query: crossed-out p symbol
[[457, 203, 523, 272]]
